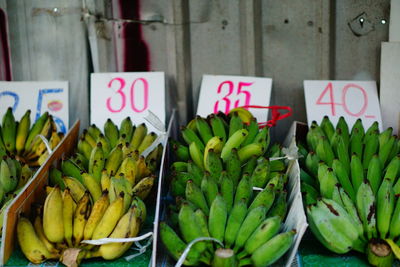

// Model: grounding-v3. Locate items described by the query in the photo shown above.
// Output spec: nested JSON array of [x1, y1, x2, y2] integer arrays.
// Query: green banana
[[356, 179, 377, 240], [237, 143, 264, 164], [138, 132, 157, 155], [220, 171, 234, 212], [131, 123, 147, 150], [181, 126, 205, 152], [267, 190, 288, 221], [363, 130, 379, 170], [234, 173, 253, 206], [389, 196, 400, 239], [186, 179, 209, 215], [103, 118, 119, 148], [221, 129, 248, 162], [225, 148, 241, 186], [105, 144, 123, 176], [205, 149, 223, 181], [96, 134, 111, 157], [332, 159, 355, 201], [208, 195, 228, 242], [61, 159, 83, 184], [251, 158, 270, 188], [187, 160, 204, 187], [195, 116, 213, 144], [210, 114, 227, 142], [242, 118, 259, 146], [224, 198, 248, 248], [377, 178, 394, 239], [350, 153, 364, 192], [189, 142, 205, 169], [88, 142, 105, 183], [228, 112, 244, 138], [385, 155, 400, 184], [366, 154, 382, 195], [320, 115, 335, 142], [24, 111, 49, 151], [172, 142, 190, 162], [119, 117, 134, 142], [248, 184, 275, 212], [201, 172, 219, 207], [87, 124, 102, 141], [242, 155, 258, 177], [2, 107, 17, 153]]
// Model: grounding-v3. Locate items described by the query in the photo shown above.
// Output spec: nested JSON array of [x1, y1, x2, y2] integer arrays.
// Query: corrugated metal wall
[[0, 0, 391, 140]]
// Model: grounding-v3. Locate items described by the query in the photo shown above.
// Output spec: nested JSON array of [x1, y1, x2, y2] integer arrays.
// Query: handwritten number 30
[[106, 77, 149, 113]]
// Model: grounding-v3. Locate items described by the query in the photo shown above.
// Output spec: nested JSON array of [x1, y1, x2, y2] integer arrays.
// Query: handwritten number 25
[[106, 77, 149, 113], [213, 81, 252, 114]]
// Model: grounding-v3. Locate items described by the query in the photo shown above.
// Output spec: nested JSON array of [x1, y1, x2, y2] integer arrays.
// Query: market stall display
[[298, 116, 400, 266]]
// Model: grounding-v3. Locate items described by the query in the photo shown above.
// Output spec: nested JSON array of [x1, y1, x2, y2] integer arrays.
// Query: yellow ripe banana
[[98, 206, 141, 260], [136, 156, 151, 180], [83, 190, 110, 240], [15, 109, 31, 155], [63, 176, 86, 202], [33, 214, 60, 255], [203, 136, 224, 168], [138, 132, 157, 155], [228, 107, 254, 124], [82, 172, 102, 202], [92, 193, 124, 240], [73, 192, 91, 246], [132, 175, 155, 200], [131, 123, 148, 150], [116, 156, 137, 186], [17, 217, 58, 264], [43, 186, 64, 243], [63, 188, 76, 247], [101, 169, 111, 192]]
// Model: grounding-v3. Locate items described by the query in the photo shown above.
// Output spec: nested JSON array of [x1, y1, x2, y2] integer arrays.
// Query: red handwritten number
[[106, 77, 149, 113], [107, 78, 126, 113], [213, 81, 253, 113], [214, 81, 234, 114], [342, 83, 368, 117], [315, 82, 370, 118], [130, 78, 149, 112], [234, 82, 252, 109], [315, 82, 338, 116]]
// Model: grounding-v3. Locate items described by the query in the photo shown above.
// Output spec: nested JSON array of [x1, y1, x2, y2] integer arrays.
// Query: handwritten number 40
[[315, 82, 374, 118], [106, 77, 149, 113], [213, 81, 253, 114]]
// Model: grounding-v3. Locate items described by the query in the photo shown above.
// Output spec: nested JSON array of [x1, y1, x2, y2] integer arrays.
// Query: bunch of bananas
[[161, 109, 296, 266], [0, 107, 64, 167], [49, 117, 163, 204], [17, 186, 146, 264], [299, 116, 400, 266]]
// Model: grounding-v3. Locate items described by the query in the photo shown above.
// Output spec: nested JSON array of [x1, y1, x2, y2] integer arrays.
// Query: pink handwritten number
[[342, 83, 368, 117], [130, 78, 149, 112], [213, 81, 253, 114], [214, 81, 234, 114], [315, 82, 370, 118], [106, 77, 149, 113], [106, 78, 126, 113]]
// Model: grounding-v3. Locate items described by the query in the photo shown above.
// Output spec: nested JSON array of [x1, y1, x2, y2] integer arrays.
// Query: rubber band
[[141, 110, 168, 157], [239, 105, 293, 128], [175, 237, 224, 267]]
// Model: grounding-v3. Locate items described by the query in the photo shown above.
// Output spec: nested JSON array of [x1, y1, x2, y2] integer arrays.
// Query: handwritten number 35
[[213, 81, 252, 114], [106, 77, 149, 113]]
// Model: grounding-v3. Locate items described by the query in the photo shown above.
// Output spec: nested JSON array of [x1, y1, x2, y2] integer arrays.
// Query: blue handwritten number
[[0, 91, 20, 111], [37, 88, 66, 134]]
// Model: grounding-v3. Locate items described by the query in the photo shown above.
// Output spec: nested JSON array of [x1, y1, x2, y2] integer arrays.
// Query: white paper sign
[[304, 80, 382, 130], [90, 72, 165, 131], [196, 75, 272, 122], [0, 81, 69, 133]]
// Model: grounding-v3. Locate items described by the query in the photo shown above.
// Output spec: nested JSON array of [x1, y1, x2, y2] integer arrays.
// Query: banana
[[83, 129, 97, 148], [332, 159, 355, 201], [237, 143, 264, 163], [15, 109, 31, 155], [316, 136, 334, 167], [225, 148, 241, 186], [351, 118, 365, 137], [203, 136, 224, 168], [233, 205, 267, 253], [208, 195, 228, 242], [43, 186, 64, 243], [350, 128, 364, 159], [109, 176, 132, 213], [210, 114, 227, 142], [201, 172, 219, 207], [251, 230, 295, 267], [172, 142, 190, 162], [336, 116, 350, 148], [221, 129, 248, 162], [238, 216, 281, 259], [229, 108, 253, 124], [306, 123, 324, 151], [0, 158, 18, 193], [189, 141, 205, 169], [138, 132, 157, 155], [2, 107, 17, 153], [253, 126, 270, 148], [300, 168, 318, 188], [73, 153, 89, 171], [234, 173, 253, 206], [136, 155, 151, 179], [385, 155, 400, 184], [105, 144, 123, 176], [363, 130, 379, 170], [130, 123, 147, 150], [248, 184, 275, 212], [242, 155, 258, 176], [195, 115, 213, 144], [305, 151, 320, 177], [220, 171, 234, 212], [132, 175, 155, 200], [267, 189, 288, 221], [96, 133, 111, 157], [187, 160, 204, 187], [119, 116, 134, 142], [63, 176, 86, 202], [194, 209, 210, 239], [159, 222, 201, 266], [98, 205, 141, 260], [24, 111, 49, 152], [88, 143, 105, 183], [356, 179, 377, 239], [171, 161, 188, 172], [17, 216, 58, 264], [334, 134, 350, 175], [81, 172, 102, 202], [242, 118, 259, 146], [17, 163, 33, 189], [100, 169, 111, 192], [104, 118, 119, 148], [224, 198, 248, 248], [228, 112, 244, 138], [33, 211, 60, 255], [350, 153, 364, 192], [389, 196, 400, 239], [366, 154, 382, 195], [77, 137, 93, 160], [319, 167, 338, 199], [73, 192, 91, 246], [181, 126, 205, 152], [251, 158, 270, 188], [377, 178, 395, 239], [116, 156, 137, 185], [319, 115, 335, 142], [379, 135, 396, 167], [61, 159, 83, 184], [205, 149, 223, 181], [186, 179, 209, 215], [63, 188, 75, 247], [92, 193, 124, 240], [87, 124, 102, 141]]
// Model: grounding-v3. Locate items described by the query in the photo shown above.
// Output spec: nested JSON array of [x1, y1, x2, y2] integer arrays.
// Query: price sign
[[90, 72, 165, 131], [0, 81, 69, 133], [304, 80, 382, 130], [196, 75, 272, 122]]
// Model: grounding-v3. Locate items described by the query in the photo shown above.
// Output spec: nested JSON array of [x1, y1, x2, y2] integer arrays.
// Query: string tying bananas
[[299, 116, 400, 267], [162, 109, 295, 266]]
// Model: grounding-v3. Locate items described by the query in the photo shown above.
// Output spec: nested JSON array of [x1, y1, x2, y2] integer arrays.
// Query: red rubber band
[[239, 105, 293, 128]]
